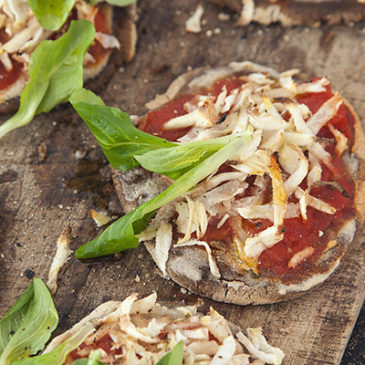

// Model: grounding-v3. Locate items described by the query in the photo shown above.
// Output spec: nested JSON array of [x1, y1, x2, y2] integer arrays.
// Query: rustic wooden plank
[[0, 1, 364, 364]]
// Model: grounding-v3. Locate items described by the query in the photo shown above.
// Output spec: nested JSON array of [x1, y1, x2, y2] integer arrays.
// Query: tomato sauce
[[67, 334, 122, 361], [296, 80, 355, 143], [0, 60, 22, 90], [85, 6, 111, 68], [140, 76, 356, 279], [139, 76, 247, 142], [139, 94, 194, 141]]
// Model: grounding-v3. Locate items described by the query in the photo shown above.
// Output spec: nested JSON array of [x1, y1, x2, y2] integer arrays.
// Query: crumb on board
[[218, 12, 230, 21], [185, 4, 204, 33], [90, 209, 112, 228], [47, 223, 72, 294], [37, 142, 47, 162]]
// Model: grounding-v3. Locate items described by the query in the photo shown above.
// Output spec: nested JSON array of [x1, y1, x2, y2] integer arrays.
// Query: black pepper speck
[[24, 269, 35, 279]]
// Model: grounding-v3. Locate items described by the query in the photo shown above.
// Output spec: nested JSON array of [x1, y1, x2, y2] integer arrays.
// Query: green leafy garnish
[[28, 0, 77, 30], [156, 341, 184, 365], [71, 90, 253, 259], [135, 134, 248, 180], [0, 278, 58, 365], [71, 89, 250, 179], [12, 323, 94, 365], [70, 89, 177, 171], [75, 131, 252, 259], [0, 20, 95, 139], [14, 323, 95, 365]]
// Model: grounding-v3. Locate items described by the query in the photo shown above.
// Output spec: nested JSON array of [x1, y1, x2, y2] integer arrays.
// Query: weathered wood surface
[[0, 1, 364, 364]]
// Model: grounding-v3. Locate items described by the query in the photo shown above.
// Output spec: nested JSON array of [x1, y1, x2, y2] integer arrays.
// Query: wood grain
[[0, 1, 364, 364], [210, 0, 365, 26]]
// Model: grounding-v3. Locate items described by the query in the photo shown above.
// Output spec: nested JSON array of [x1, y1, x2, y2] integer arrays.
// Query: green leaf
[[156, 341, 184, 365], [76, 132, 252, 259], [71, 89, 249, 179], [0, 278, 58, 365], [90, 0, 136, 6], [135, 134, 246, 180], [70, 89, 176, 171], [28, 0, 76, 30], [0, 20, 95, 139], [13, 322, 95, 365], [69, 88, 105, 107]]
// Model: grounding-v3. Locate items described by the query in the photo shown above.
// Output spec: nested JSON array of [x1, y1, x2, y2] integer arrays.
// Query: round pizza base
[[113, 63, 365, 305]]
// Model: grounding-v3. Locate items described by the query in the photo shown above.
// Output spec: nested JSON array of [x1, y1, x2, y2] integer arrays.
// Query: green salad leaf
[[28, 0, 77, 30], [135, 134, 247, 180], [14, 323, 95, 365], [156, 341, 184, 365], [0, 278, 58, 365], [75, 132, 252, 259], [0, 20, 95, 139], [70, 89, 176, 171], [71, 89, 251, 179]]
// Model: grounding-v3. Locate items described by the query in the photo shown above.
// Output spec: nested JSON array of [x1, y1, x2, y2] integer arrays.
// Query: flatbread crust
[[0, 3, 137, 115], [112, 63, 365, 305], [44, 293, 285, 364], [211, 0, 365, 26]]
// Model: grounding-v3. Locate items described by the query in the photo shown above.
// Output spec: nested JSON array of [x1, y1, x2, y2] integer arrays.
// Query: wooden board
[[0, 1, 364, 364]]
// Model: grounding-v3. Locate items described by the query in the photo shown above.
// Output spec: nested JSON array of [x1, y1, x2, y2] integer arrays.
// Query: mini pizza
[[113, 61, 365, 305], [44, 293, 285, 364], [210, 0, 365, 26], [0, 0, 137, 114]]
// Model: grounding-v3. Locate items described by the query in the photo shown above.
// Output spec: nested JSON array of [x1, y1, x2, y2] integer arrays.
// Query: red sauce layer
[[0, 60, 22, 91], [139, 94, 194, 141], [139, 76, 245, 141], [257, 84, 355, 278], [85, 6, 111, 68], [140, 76, 356, 279], [67, 334, 122, 362]]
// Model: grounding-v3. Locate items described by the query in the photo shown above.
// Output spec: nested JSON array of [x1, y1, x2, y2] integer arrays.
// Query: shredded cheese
[[53, 293, 284, 364], [288, 247, 314, 268], [141, 63, 349, 276]]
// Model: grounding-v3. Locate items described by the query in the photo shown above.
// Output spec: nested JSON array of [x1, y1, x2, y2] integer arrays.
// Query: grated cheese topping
[[141, 62, 350, 276], [63, 293, 284, 364]]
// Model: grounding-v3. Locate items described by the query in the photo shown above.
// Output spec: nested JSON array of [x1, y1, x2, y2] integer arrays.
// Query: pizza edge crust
[[112, 65, 364, 305]]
